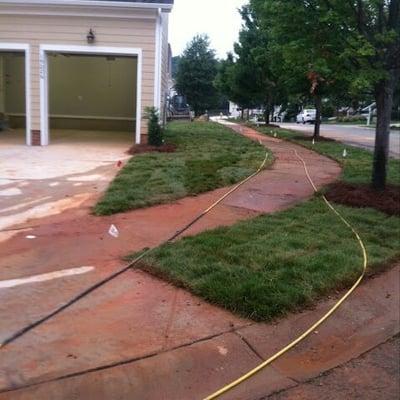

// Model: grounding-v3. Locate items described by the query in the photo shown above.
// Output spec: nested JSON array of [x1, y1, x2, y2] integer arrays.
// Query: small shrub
[[146, 107, 164, 146]]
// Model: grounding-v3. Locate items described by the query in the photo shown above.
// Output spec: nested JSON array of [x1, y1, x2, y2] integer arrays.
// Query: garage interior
[[0, 51, 26, 144], [47, 53, 137, 145]]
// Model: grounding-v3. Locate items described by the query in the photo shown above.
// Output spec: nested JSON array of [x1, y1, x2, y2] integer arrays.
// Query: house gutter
[[0, 0, 173, 12]]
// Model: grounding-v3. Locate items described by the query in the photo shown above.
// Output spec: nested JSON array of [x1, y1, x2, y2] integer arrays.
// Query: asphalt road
[[280, 123, 400, 159]]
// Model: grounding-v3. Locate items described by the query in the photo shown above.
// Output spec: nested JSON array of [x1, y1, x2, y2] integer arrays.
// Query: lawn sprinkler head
[[343, 148, 347, 158]]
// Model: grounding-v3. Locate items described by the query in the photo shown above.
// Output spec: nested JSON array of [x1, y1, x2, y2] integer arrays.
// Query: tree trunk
[[264, 102, 270, 125], [372, 76, 395, 190], [313, 95, 322, 138], [240, 108, 244, 120], [246, 109, 250, 121]]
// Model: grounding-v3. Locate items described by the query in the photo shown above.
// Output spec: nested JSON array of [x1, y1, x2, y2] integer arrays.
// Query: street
[[280, 123, 400, 159]]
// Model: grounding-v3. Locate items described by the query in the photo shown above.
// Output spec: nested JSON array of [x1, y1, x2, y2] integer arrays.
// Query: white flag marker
[[108, 224, 120, 238]]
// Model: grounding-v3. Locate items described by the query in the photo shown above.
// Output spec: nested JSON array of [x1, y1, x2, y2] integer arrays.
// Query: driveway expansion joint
[[234, 330, 265, 362]]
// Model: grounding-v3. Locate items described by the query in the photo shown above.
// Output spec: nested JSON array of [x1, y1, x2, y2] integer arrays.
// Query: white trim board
[[1, 0, 173, 11], [0, 43, 31, 145], [40, 44, 142, 145], [50, 114, 136, 121]]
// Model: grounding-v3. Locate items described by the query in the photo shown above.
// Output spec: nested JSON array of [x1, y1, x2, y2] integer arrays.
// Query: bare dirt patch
[[325, 182, 400, 216], [128, 144, 177, 155]]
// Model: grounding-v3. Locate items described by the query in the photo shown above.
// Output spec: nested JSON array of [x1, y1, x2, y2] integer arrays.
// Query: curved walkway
[[1, 123, 395, 400]]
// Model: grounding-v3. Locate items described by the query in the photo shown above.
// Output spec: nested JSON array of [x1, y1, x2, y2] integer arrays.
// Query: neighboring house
[[229, 102, 241, 119], [0, 0, 174, 145], [229, 102, 264, 120]]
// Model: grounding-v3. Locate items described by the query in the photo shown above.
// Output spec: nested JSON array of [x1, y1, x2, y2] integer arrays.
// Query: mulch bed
[[128, 144, 177, 155], [325, 182, 400, 216], [265, 123, 280, 128], [293, 135, 335, 142]]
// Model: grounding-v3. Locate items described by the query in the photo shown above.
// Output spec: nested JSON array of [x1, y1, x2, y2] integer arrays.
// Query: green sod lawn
[[132, 124, 400, 322], [94, 122, 269, 215]]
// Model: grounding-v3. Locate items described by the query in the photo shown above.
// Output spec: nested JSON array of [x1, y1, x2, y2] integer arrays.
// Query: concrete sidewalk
[[1, 123, 395, 399]]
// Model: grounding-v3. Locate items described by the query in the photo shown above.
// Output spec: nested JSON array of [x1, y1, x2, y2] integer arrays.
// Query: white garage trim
[[39, 44, 143, 146], [154, 8, 162, 109], [0, 42, 31, 146]]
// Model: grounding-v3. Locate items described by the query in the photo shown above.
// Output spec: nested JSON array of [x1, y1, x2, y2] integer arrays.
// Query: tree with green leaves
[[325, 0, 399, 190], [215, 53, 259, 119], [175, 35, 219, 116], [253, 0, 351, 138], [252, 0, 399, 189], [216, 4, 285, 123], [236, 4, 286, 124]]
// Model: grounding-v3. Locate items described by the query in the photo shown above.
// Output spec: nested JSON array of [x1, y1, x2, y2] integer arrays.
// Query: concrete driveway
[[280, 123, 400, 159], [0, 129, 132, 241]]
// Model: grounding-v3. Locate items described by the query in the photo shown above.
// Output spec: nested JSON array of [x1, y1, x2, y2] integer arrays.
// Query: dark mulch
[[293, 135, 335, 142], [265, 123, 280, 128], [325, 182, 400, 216], [128, 144, 177, 155]]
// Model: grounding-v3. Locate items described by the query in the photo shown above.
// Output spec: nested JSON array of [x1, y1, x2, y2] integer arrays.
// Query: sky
[[169, 0, 247, 59]]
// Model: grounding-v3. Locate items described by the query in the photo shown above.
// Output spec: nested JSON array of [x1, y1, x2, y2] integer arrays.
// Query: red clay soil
[[128, 143, 177, 155], [325, 182, 400, 216]]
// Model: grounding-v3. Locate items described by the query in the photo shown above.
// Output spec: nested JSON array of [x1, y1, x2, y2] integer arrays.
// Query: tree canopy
[[219, 0, 399, 188], [174, 35, 219, 116]]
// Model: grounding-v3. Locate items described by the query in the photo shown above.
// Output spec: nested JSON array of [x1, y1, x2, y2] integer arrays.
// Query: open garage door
[[0, 50, 28, 145], [40, 45, 142, 146]]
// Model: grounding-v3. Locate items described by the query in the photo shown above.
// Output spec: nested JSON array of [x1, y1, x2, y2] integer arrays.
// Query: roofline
[[0, 0, 173, 12]]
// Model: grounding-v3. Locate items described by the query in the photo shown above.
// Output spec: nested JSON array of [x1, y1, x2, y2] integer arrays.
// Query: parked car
[[296, 109, 317, 124]]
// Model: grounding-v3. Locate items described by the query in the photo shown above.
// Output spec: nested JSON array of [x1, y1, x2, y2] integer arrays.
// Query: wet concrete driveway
[[0, 129, 132, 240]]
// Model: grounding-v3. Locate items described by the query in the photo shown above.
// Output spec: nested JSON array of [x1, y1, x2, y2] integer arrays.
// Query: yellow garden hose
[[203, 148, 368, 400]]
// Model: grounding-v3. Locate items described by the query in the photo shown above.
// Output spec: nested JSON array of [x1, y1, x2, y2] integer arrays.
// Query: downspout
[[0, 57, 4, 114], [154, 7, 163, 110]]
